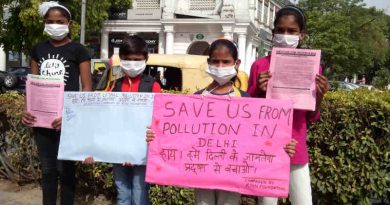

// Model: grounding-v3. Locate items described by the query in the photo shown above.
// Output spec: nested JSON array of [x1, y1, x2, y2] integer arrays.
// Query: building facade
[[101, 0, 290, 74]]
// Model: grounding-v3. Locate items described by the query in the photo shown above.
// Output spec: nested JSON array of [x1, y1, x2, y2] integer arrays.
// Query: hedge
[[0, 89, 388, 205]]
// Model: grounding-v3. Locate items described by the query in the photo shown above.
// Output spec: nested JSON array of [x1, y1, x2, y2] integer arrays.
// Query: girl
[[22, 2, 92, 205], [248, 5, 330, 205], [147, 39, 297, 205]]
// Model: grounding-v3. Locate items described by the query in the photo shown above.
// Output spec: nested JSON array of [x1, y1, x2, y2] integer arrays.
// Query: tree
[[0, 0, 132, 55], [299, 0, 390, 82]]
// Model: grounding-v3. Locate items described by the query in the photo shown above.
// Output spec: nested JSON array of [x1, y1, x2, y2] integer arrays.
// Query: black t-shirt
[[30, 41, 91, 91]]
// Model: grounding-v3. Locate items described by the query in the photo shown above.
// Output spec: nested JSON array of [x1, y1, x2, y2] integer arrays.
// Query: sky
[[363, 0, 390, 14]]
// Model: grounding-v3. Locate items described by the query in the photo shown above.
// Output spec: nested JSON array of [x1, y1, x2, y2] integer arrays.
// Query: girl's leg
[[257, 197, 278, 205], [132, 165, 150, 205], [216, 190, 240, 205], [34, 128, 60, 205], [58, 160, 76, 205], [289, 164, 312, 205], [113, 164, 133, 205], [195, 189, 216, 205]]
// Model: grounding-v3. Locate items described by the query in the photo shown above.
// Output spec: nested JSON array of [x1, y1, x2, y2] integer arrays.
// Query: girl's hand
[[52, 117, 62, 131], [22, 111, 36, 127], [146, 125, 155, 144], [83, 156, 95, 165], [123, 162, 133, 167], [284, 139, 298, 158], [315, 74, 330, 100], [257, 71, 272, 94]]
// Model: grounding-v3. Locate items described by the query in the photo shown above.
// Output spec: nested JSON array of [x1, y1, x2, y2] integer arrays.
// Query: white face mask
[[44, 24, 69, 40], [206, 64, 237, 86], [120, 60, 146, 78], [272, 34, 300, 48]]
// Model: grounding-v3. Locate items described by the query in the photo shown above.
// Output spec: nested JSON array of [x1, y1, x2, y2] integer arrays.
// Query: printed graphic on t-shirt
[[39, 53, 70, 82]]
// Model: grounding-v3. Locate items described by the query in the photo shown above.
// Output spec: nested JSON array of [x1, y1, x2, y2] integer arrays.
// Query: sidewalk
[[0, 180, 113, 205], [0, 180, 41, 205]]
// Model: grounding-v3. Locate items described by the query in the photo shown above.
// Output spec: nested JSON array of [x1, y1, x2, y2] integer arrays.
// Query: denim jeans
[[113, 164, 150, 205], [34, 128, 76, 205]]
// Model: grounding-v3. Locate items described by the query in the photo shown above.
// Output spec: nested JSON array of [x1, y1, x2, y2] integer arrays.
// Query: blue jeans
[[113, 164, 150, 205]]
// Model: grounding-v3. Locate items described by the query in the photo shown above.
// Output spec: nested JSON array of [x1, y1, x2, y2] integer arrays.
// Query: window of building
[[189, 0, 216, 10], [133, 0, 160, 9], [263, 0, 269, 25], [257, 0, 263, 21], [270, 4, 274, 27]]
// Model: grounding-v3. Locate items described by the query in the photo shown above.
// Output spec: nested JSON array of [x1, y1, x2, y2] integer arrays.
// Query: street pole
[[80, 0, 86, 45]]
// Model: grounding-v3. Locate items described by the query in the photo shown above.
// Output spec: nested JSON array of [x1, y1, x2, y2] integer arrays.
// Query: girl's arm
[[146, 125, 155, 144], [284, 139, 297, 158], [31, 59, 39, 74], [79, 60, 92, 91], [307, 74, 329, 119]]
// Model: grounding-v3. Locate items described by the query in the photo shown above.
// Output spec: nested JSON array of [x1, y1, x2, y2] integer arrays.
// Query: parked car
[[0, 70, 7, 83], [1, 67, 31, 91], [330, 81, 360, 91], [358, 84, 373, 90], [0, 70, 7, 92]]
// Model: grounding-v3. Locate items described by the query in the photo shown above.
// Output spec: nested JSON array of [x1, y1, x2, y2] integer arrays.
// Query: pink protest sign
[[146, 94, 294, 197], [26, 75, 64, 129], [267, 47, 321, 111]]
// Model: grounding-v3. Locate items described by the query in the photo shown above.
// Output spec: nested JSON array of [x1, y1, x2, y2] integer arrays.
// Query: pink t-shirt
[[248, 55, 320, 165]]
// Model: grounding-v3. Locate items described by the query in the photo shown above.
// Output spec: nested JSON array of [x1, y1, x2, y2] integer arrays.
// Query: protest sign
[[267, 47, 321, 111], [26, 74, 64, 129], [146, 94, 294, 197], [58, 92, 154, 164]]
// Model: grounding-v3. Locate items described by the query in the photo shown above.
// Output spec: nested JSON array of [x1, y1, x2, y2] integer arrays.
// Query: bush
[[372, 68, 390, 89], [0, 92, 40, 183], [0, 90, 388, 204], [308, 89, 389, 204]]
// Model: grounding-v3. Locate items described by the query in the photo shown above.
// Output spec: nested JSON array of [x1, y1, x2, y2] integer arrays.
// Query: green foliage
[[299, 0, 390, 81], [149, 186, 195, 205], [307, 89, 389, 204], [0, 0, 132, 55], [75, 163, 115, 200], [0, 90, 388, 204], [372, 68, 390, 89], [0, 92, 40, 183]]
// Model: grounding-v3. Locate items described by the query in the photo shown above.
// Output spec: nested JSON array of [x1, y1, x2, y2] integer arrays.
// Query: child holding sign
[[147, 39, 297, 205], [84, 35, 160, 205], [21, 2, 92, 204], [248, 5, 330, 205]]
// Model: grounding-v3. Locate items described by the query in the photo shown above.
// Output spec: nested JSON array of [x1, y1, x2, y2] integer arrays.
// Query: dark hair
[[119, 35, 148, 58], [209, 39, 238, 61], [44, 6, 71, 21], [274, 5, 306, 31]]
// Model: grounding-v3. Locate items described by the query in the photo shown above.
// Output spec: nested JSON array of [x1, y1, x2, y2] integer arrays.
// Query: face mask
[[272, 34, 300, 48], [206, 64, 237, 86], [120, 60, 146, 78], [44, 24, 69, 40]]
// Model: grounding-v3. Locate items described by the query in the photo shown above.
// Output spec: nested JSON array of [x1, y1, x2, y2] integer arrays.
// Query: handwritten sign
[[146, 94, 294, 197], [58, 92, 154, 164]]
